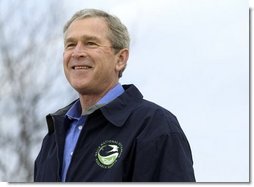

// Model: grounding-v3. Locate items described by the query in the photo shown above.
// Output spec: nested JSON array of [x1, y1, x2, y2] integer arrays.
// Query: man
[[34, 9, 195, 182]]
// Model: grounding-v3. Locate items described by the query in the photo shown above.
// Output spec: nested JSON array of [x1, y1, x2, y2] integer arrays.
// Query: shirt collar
[[97, 83, 124, 105], [65, 100, 82, 120], [66, 83, 124, 119]]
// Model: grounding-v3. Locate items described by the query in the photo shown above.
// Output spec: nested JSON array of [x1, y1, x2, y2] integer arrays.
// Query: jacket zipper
[[51, 115, 61, 182], [65, 115, 88, 181]]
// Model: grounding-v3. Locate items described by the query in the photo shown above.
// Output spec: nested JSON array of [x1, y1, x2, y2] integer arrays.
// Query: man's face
[[63, 17, 124, 96]]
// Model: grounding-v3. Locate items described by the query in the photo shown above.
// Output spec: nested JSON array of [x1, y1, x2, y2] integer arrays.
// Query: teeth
[[74, 66, 91, 70]]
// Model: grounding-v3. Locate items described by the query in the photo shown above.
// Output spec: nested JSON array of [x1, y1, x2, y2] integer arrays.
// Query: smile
[[72, 65, 92, 70]]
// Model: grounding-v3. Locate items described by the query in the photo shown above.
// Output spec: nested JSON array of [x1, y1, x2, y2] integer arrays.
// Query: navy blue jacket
[[34, 84, 195, 182]]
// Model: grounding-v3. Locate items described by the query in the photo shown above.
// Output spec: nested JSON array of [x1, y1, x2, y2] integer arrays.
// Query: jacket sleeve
[[132, 132, 195, 182]]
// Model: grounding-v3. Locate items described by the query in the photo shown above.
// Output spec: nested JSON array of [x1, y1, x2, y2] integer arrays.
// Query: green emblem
[[95, 140, 122, 169]]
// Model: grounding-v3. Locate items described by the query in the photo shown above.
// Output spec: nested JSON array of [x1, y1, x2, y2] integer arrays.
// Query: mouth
[[72, 65, 93, 70]]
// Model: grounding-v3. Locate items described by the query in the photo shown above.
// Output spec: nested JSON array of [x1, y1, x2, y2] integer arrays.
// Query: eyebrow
[[64, 35, 101, 45]]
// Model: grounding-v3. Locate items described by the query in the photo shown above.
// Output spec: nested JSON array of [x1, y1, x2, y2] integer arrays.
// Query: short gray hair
[[63, 9, 130, 53]]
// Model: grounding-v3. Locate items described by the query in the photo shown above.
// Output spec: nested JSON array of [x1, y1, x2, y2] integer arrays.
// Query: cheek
[[63, 53, 71, 75], [63, 52, 71, 68]]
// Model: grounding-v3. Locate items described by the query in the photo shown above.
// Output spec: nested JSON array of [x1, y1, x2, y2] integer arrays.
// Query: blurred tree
[[0, 0, 75, 182]]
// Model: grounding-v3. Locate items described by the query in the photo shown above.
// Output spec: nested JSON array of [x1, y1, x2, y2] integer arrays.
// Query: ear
[[115, 48, 129, 72]]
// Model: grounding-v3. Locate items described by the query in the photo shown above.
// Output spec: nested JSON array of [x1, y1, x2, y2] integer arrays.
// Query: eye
[[86, 41, 99, 48], [65, 43, 75, 49]]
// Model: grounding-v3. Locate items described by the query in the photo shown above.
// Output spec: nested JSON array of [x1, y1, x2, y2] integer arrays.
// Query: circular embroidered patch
[[95, 140, 123, 169]]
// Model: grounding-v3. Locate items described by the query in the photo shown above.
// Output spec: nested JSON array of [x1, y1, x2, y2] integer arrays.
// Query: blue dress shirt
[[61, 83, 124, 181]]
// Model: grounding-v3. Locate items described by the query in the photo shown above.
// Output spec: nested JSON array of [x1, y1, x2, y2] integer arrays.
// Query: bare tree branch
[[0, 0, 71, 182]]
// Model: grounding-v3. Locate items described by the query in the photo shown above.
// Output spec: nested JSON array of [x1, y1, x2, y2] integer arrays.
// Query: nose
[[71, 42, 87, 58]]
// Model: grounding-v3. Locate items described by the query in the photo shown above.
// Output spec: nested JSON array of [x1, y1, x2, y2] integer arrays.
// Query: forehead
[[65, 17, 109, 41]]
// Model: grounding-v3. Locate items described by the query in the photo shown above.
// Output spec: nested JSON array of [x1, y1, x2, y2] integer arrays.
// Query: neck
[[79, 82, 118, 113]]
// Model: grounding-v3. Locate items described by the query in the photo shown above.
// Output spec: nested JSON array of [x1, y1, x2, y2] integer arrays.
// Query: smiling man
[[34, 9, 195, 182]]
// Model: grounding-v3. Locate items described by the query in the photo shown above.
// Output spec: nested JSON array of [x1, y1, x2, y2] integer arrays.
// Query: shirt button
[[78, 125, 82, 130], [70, 152, 73, 156]]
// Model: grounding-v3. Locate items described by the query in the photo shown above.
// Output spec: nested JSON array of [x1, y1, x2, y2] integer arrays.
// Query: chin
[[73, 85, 94, 95]]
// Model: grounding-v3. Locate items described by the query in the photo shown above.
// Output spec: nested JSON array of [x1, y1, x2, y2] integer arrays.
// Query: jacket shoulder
[[131, 99, 183, 135], [137, 99, 179, 124]]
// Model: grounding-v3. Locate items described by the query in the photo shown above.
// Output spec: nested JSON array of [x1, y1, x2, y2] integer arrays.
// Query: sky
[[46, 0, 249, 182]]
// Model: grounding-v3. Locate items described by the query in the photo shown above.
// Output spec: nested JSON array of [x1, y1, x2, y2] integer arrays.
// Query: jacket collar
[[46, 100, 77, 134], [46, 84, 143, 133], [100, 84, 143, 127]]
